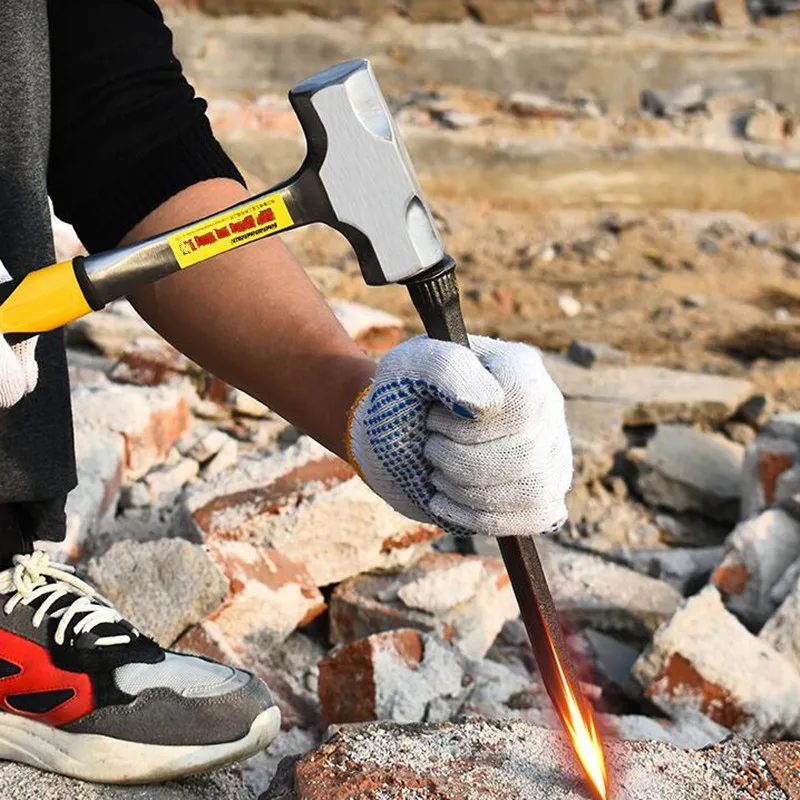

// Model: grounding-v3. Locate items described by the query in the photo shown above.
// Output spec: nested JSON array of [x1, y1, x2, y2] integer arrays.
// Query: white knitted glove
[[347, 334, 573, 537], [0, 335, 38, 408]]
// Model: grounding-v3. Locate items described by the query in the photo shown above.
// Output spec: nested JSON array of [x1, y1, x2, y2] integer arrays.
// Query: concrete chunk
[[711, 509, 800, 629], [741, 438, 799, 520], [87, 538, 228, 648], [330, 552, 518, 660], [633, 586, 800, 738], [542, 354, 753, 426], [565, 400, 627, 484], [260, 717, 800, 800], [760, 574, 800, 674], [635, 424, 744, 523], [615, 545, 726, 595], [182, 437, 439, 586]]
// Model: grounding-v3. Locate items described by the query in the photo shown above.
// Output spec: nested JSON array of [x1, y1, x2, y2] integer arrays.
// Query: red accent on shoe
[[0, 629, 95, 726]]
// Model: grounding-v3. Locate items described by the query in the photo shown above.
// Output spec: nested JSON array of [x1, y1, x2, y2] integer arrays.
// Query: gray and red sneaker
[[0, 551, 280, 784]]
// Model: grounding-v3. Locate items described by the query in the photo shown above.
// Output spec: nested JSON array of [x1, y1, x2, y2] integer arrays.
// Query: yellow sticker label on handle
[[168, 192, 294, 269]]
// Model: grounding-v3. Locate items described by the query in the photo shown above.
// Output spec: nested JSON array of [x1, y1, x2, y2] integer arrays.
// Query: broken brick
[[318, 629, 464, 725], [711, 509, 800, 628], [109, 337, 190, 387], [741, 438, 799, 520], [328, 299, 405, 356], [329, 552, 518, 660], [181, 437, 439, 586], [633, 586, 800, 738]]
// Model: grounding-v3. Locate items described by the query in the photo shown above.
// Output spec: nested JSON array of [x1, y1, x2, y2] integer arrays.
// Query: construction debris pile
[[1, 216, 798, 798]]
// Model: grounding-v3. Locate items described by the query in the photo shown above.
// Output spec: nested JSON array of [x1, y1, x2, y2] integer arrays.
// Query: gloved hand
[[0, 335, 38, 408], [346, 334, 572, 537]]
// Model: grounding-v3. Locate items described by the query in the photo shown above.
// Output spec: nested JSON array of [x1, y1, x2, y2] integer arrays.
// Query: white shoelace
[[0, 551, 138, 647]]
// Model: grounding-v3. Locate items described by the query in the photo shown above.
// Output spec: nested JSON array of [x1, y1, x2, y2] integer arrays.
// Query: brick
[[633, 586, 800, 738], [711, 509, 800, 628], [330, 552, 518, 659], [87, 538, 228, 647], [741, 438, 799, 519], [67, 299, 157, 359], [328, 299, 405, 356], [260, 717, 800, 800], [72, 384, 192, 479], [109, 337, 190, 387], [182, 437, 439, 586], [635, 424, 744, 523]]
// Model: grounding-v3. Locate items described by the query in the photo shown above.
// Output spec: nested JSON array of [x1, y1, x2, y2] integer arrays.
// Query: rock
[[319, 630, 466, 725], [507, 92, 576, 119], [66, 299, 157, 358], [330, 552, 518, 660], [723, 421, 756, 446], [435, 109, 482, 130], [785, 244, 800, 264], [539, 539, 683, 639], [109, 337, 190, 387], [241, 728, 319, 797], [763, 411, 800, 441], [0, 764, 253, 800], [654, 512, 729, 547], [180, 427, 230, 464], [581, 629, 642, 692], [541, 354, 753, 426], [87, 538, 228, 648], [566, 340, 630, 368], [564, 400, 627, 485], [259, 716, 800, 800], [760, 573, 800, 674], [142, 458, 200, 501], [735, 394, 772, 428], [181, 437, 439, 587], [179, 539, 326, 663], [232, 389, 271, 419], [67, 348, 113, 389], [72, 384, 192, 480], [666, 83, 707, 115], [202, 436, 240, 479], [749, 229, 771, 248], [615, 545, 726, 595], [605, 713, 730, 749], [714, 0, 752, 25], [740, 438, 798, 520], [557, 294, 582, 318], [640, 88, 667, 117], [711, 509, 800, 629], [328, 299, 405, 355], [775, 464, 800, 520], [635, 425, 744, 523], [745, 107, 786, 145], [634, 586, 800, 737], [771, 557, 800, 605], [681, 294, 706, 308]]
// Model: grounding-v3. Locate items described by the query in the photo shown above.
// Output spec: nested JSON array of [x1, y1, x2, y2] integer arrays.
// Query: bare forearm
[[123, 178, 375, 458]]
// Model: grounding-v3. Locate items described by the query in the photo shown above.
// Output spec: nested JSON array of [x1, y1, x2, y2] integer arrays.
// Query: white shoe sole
[[0, 705, 281, 785]]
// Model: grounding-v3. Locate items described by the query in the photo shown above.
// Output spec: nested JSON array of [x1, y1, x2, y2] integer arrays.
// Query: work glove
[[346, 334, 573, 537], [0, 335, 38, 408]]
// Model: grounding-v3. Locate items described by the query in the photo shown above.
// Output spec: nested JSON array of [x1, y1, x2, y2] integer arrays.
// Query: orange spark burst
[[547, 630, 608, 800]]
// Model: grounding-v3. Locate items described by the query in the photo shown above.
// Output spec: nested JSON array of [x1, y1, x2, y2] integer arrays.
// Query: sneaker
[[0, 551, 280, 784]]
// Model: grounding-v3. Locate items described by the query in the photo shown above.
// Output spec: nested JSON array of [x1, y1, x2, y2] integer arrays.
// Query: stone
[[538, 539, 683, 640], [714, 0, 752, 25], [202, 436, 240, 479], [109, 337, 190, 387], [557, 294, 582, 318], [666, 83, 707, 115], [330, 552, 518, 660], [87, 538, 228, 647], [67, 348, 113, 389], [541, 354, 753, 426], [635, 425, 744, 523], [711, 509, 800, 629], [142, 458, 200, 501], [507, 92, 577, 120], [180, 427, 230, 464], [640, 88, 667, 117], [741, 438, 799, 519], [785, 244, 800, 264], [615, 545, 726, 595], [566, 340, 630, 368], [71, 384, 192, 480], [749, 230, 771, 248], [55, 423, 125, 562], [760, 574, 800, 674], [565, 400, 627, 484], [775, 464, 800, 520], [328, 299, 405, 355], [319, 629, 465, 725], [260, 717, 800, 800], [66, 299, 157, 358], [654, 512, 729, 547], [723, 421, 756, 446], [745, 107, 786, 145], [181, 437, 439, 587], [180, 539, 327, 661], [771, 557, 800, 605], [735, 394, 771, 427], [0, 764, 253, 800], [233, 389, 271, 418], [633, 586, 800, 737], [763, 411, 800, 442], [241, 727, 319, 797], [581, 629, 642, 692], [435, 110, 482, 130]]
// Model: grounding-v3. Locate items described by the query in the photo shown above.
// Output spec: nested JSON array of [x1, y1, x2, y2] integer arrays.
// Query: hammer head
[[289, 59, 445, 286]]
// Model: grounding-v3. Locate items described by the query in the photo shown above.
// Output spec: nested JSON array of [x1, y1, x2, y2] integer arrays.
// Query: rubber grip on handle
[[404, 256, 469, 349]]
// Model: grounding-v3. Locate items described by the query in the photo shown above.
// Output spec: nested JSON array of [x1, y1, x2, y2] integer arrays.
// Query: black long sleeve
[[47, 0, 245, 254]]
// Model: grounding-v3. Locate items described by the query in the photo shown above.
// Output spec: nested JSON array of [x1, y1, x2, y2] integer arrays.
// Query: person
[[0, 0, 573, 786]]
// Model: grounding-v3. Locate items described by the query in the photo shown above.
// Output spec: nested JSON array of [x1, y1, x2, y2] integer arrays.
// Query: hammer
[[0, 61, 601, 789]]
